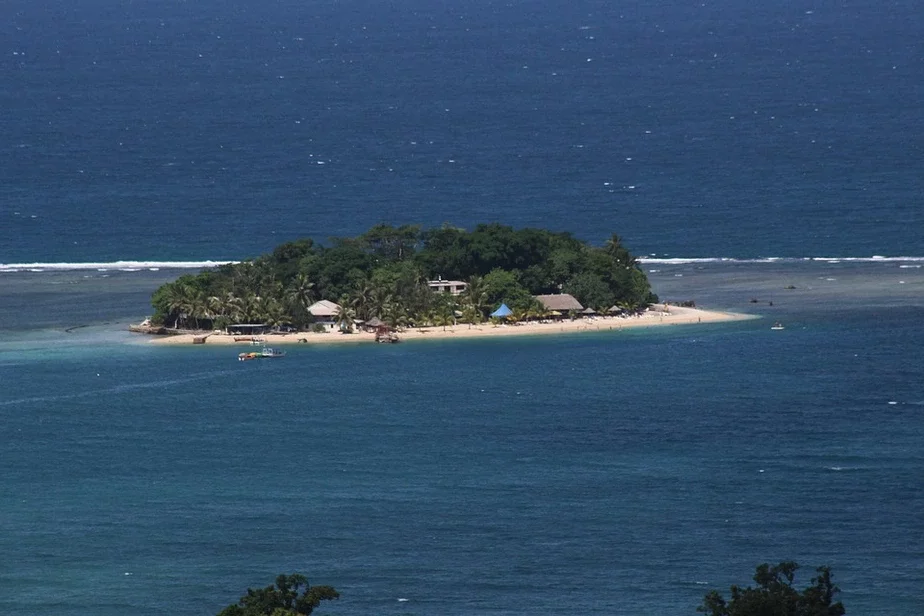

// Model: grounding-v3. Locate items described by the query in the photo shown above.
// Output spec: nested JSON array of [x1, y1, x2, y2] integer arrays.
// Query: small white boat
[[261, 347, 286, 358], [771, 322, 785, 330]]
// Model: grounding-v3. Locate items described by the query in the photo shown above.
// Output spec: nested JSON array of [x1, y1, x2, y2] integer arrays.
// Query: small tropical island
[[136, 223, 749, 345]]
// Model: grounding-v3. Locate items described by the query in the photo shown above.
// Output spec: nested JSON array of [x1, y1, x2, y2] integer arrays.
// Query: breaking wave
[[2, 256, 923, 274], [0, 260, 237, 273], [639, 256, 924, 265]]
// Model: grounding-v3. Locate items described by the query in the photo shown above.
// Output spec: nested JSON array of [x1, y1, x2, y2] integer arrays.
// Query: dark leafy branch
[[217, 574, 339, 616], [699, 561, 846, 616]]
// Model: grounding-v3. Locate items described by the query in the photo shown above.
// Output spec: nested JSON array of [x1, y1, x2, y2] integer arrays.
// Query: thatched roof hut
[[534, 293, 584, 312]]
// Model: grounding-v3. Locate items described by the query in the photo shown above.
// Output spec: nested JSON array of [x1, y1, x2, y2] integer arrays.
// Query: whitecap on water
[[0, 260, 236, 273]]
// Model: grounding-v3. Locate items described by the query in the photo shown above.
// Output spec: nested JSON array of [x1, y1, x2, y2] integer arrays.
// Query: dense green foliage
[[698, 561, 846, 616], [216, 574, 339, 616], [150, 223, 657, 330]]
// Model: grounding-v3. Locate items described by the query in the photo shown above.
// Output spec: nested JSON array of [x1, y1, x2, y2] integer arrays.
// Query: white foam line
[[639, 256, 924, 264], [0, 260, 238, 273], [3, 256, 923, 272]]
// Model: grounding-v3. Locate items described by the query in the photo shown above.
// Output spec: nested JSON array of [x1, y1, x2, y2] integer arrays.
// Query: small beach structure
[[533, 293, 584, 315], [490, 303, 513, 318], [306, 300, 342, 332], [361, 316, 386, 333], [366, 319, 399, 343], [228, 323, 271, 336]]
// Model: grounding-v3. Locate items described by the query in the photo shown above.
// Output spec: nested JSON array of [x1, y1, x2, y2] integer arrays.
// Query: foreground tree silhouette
[[698, 561, 845, 616], [217, 573, 339, 616]]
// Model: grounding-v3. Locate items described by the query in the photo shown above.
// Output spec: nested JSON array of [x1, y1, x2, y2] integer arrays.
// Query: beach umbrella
[[490, 303, 513, 318]]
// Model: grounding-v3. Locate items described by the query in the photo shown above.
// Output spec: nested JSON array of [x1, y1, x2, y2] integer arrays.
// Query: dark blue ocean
[[1, 0, 923, 614], [2, 0, 922, 263]]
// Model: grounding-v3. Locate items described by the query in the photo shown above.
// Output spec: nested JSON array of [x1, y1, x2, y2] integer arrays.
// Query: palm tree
[[370, 285, 392, 320], [286, 273, 315, 314], [429, 292, 457, 330], [207, 294, 225, 320], [163, 282, 192, 329], [335, 296, 356, 333], [225, 292, 245, 323], [350, 281, 375, 321], [461, 275, 488, 323], [511, 307, 529, 324], [604, 233, 623, 256], [264, 299, 287, 330], [432, 310, 453, 331], [525, 297, 545, 322], [239, 293, 261, 323], [605, 232, 637, 269], [460, 305, 479, 328], [382, 299, 408, 330], [232, 262, 261, 297], [186, 287, 208, 330]]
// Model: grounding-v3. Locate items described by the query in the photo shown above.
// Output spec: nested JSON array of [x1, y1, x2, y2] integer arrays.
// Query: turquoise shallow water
[[1, 263, 922, 615]]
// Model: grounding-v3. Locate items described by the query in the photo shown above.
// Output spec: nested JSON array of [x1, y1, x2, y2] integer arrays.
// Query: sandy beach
[[148, 304, 754, 346]]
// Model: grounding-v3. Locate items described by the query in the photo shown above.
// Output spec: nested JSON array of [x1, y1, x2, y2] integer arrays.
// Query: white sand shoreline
[[147, 305, 756, 346]]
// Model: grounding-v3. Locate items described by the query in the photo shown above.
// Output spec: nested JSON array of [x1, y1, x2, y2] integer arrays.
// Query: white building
[[427, 278, 467, 295], [306, 300, 342, 331]]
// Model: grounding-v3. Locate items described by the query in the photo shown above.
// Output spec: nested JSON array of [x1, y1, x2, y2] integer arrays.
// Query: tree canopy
[[150, 223, 657, 330], [217, 573, 339, 616], [698, 561, 846, 616]]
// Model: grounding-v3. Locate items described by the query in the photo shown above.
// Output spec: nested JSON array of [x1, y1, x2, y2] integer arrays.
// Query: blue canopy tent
[[490, 303, 513, 318]]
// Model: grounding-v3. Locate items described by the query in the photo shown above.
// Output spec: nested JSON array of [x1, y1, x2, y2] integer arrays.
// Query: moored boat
[[239, 348, 286, 360]]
